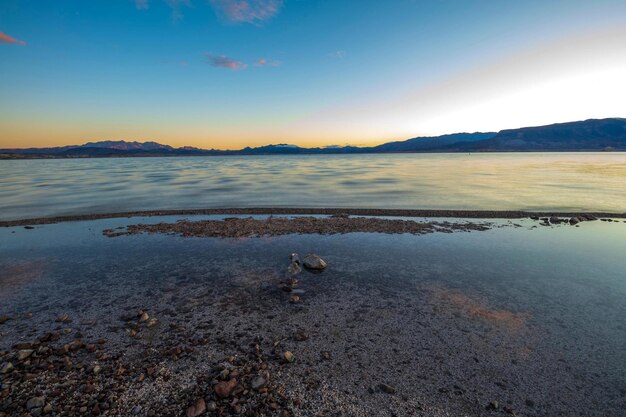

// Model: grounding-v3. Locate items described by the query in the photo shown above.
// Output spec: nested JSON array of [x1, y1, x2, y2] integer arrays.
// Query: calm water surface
[[1, 153, 625, 220], [0, 217, 625, 415]]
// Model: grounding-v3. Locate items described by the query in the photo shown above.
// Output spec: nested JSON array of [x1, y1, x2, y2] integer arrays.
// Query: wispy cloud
[[165, 0, 192, 21], [135, 0, 191, 21], [330, 50, 346, 59], [0, 32, 27, 46], [255, 57, 280, 67], [209, 0, 283, 24], [205, 53, 248, 70], [135, 0, 149, 10]]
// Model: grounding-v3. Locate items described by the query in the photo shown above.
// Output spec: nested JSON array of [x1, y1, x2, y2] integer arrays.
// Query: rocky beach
[[1, 214, 625, 417]]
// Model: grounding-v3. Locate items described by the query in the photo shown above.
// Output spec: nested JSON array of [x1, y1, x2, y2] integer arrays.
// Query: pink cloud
[[205, 53, 248, 70], [0, 32, 26, 46], [209, 0, 283, 24], [255, 57, 280, 67]]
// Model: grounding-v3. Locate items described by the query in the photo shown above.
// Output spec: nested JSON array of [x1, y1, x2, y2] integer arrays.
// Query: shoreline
[[2, 211, 625, 416], [2, 207, 625, 227]]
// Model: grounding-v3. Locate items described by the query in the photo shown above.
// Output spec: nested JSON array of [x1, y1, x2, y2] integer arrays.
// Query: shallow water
[[1, 216, 625, 415], [1, 152, 625, 220]]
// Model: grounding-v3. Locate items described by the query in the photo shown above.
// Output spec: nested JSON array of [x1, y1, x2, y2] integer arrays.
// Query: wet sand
[[1, 215, 625, 417]]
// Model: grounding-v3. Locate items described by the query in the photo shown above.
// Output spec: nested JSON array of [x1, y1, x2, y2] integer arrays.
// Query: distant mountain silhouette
[[370, 132, 497, 152], [448, 118, 626, 151], [1, 118, 624, 158]]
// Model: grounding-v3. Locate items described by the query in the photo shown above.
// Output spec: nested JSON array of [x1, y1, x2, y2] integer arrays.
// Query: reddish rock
[[214, 378, 237, 398], [186, 398, 206, 417]]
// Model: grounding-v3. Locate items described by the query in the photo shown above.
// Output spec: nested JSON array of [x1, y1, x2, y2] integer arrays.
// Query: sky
[[1, 0, 626, 149]]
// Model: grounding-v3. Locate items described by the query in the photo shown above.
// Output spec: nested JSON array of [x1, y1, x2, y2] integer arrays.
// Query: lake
[[1, 153, 625, 220], [1, 215, 625, 415]]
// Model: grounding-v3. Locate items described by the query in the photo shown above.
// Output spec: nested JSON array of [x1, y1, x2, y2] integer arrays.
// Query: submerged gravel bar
[[102, 216, 493, 238]]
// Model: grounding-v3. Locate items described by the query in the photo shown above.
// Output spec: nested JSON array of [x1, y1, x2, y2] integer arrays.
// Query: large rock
[[303, 254, 327, 271]]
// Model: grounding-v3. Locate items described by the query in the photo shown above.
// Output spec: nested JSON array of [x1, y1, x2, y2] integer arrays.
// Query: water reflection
[[0, 153, 625, 220]]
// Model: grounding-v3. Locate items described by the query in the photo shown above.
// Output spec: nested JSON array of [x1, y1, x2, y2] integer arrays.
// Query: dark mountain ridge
[[2, 118, 624, 158]]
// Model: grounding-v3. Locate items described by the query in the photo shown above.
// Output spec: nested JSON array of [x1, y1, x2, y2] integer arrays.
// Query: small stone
[[43, 403, 53, 413], [206, 401, 217, 411], [321, 351, 331, 360], [283, 351, 295, 363], [186, 398, 206, 417], [287, 262, 302, 275], [303, 254, 327, 270], [290, 253, 300, 265], [214, 378, 237, 398], [569, 217, 580, 225], [294, 331, 309, 341], [1, 362, 14, 374], [289, 295, 300, 304], [55, 313, 70, 323], [18, 349, 34, 360], [250, 375, 267, 390], [486, 401, 499, 410], [139, 311, 149, 321], [27, 396, 46, 410], [147, 318, 158, 328], [378, 383, 396, 394], [93, 365, 102, 375], [581, 213, 598, 221]]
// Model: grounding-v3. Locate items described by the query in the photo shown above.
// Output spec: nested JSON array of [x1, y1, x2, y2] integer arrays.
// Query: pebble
[[18, 349, 34, 360], [289, 295, 301, 304], [27, 396, 45, 410], [283, 351, 295, 363], [250, 375, 267, 390], [1, 362, 14, 374], [55, 313, 70, 323], [287, 262, 302, 275], [214, 378, 237, 398], [186, 398, 206, 417], [303, 254, 327, 271], [486, 400, 499, 410]]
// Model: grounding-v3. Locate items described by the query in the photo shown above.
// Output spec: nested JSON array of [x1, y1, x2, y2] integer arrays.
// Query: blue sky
[[1, 0, 625, 148]]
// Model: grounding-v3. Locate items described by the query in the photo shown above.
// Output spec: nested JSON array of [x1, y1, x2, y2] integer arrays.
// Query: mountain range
[[2, 118, 625, 158]]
